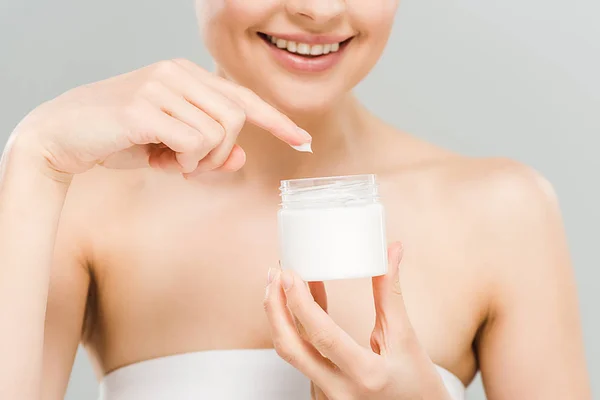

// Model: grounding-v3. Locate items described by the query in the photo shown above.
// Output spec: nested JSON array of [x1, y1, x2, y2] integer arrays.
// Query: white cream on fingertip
[[290, 143, 313, 153], [292, 127, 312, 152]]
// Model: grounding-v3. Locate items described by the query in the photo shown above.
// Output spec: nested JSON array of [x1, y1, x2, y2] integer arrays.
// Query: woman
[[0, 0, 591, 399]]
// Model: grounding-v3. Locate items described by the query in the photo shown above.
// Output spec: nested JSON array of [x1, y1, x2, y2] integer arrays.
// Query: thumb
[[371, 242, 413, 350], [296, 281, 328, 342]]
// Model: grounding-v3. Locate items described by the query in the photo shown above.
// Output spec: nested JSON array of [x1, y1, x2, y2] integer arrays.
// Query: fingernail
[[281, 271, 294, 291], [267, 268, 277, 284], [297, 127, 313, 142], [290, 142, 313, 153]]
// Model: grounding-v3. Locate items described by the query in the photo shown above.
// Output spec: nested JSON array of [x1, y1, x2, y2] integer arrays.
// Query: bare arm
[[476, 164, 591, 399], [41, 192, 91, 399], [0, 58, 310, 399], [0, 137, 72, 399]]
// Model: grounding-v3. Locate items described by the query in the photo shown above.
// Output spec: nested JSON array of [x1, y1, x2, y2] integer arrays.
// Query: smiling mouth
[[257, 32, 354, 58]]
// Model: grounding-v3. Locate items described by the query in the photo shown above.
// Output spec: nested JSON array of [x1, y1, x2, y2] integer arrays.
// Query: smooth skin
[[0, 0, 591, 399], [0, 56, 311, 399]]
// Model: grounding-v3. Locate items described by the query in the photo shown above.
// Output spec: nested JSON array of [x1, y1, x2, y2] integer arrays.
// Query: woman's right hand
[[11, 58, 311, 179]]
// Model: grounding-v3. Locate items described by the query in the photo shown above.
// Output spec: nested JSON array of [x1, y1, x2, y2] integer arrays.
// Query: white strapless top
[[99, 349, 465, 399]]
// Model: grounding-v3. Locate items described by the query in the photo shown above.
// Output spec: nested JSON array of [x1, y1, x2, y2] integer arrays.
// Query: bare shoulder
[[64, 166, 148, 217], [413, 151, 565, 260], [404, 148, 571, 306], [384, 131, 569, 291], [407, 151, 589, 398], [57, 166, 148, 257], [436, 155, 560, 223], [383, 130, 561, 229], [437, 155, 563, 250]]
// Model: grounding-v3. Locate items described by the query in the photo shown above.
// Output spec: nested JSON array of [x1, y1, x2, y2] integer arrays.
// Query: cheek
[[198, 1, 248, 61], [198, 0, 276, 47], [348, 0, 398, 68], [349, 0, 398, 36], [196, 0, 226, 18], [194, 1, 228, 34], [197, 0, 276, 28]]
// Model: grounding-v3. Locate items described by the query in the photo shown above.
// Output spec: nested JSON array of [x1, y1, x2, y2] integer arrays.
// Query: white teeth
[[310, 44, 324, 56], [265, 34, 344, 56], [297, 43, 311, 55], [286, 41, 297, 52]]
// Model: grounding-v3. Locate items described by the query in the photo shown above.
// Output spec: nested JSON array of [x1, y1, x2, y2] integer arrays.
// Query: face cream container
[[278, 174, 388, 282]]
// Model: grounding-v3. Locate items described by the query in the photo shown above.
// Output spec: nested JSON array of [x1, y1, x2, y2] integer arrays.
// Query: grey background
[[1, 0, 598, 398]]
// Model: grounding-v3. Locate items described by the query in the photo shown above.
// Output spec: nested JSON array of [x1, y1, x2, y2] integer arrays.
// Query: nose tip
[[286, 0, 346, 25]]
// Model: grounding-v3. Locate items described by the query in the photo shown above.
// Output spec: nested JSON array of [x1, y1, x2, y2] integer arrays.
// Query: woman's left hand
[[264, 242, 452, 400]]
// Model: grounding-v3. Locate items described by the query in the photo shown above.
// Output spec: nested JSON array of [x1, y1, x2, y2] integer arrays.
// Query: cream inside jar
[[278, 174, 388, 281]]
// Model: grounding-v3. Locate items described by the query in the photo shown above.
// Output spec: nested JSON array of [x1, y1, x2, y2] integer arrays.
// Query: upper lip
[[260, 32, 354, 45]]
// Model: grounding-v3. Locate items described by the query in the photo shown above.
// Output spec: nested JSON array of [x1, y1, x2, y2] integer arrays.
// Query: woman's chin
[[265, 92, 341, 120], [217, 66, 347, 120]]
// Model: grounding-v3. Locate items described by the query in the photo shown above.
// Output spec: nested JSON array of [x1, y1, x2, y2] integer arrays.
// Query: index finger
[[173, 59, 312, 147], [280, 269, 375, 376]]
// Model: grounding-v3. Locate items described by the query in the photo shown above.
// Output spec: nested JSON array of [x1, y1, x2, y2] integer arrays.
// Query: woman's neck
[[235, 93, 378, 185]]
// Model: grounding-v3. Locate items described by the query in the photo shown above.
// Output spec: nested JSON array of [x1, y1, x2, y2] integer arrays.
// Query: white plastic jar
[[278, 174, 388, 281]]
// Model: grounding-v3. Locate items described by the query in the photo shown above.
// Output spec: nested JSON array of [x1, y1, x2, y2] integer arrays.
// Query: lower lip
[[260, 35, 351, 74]]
